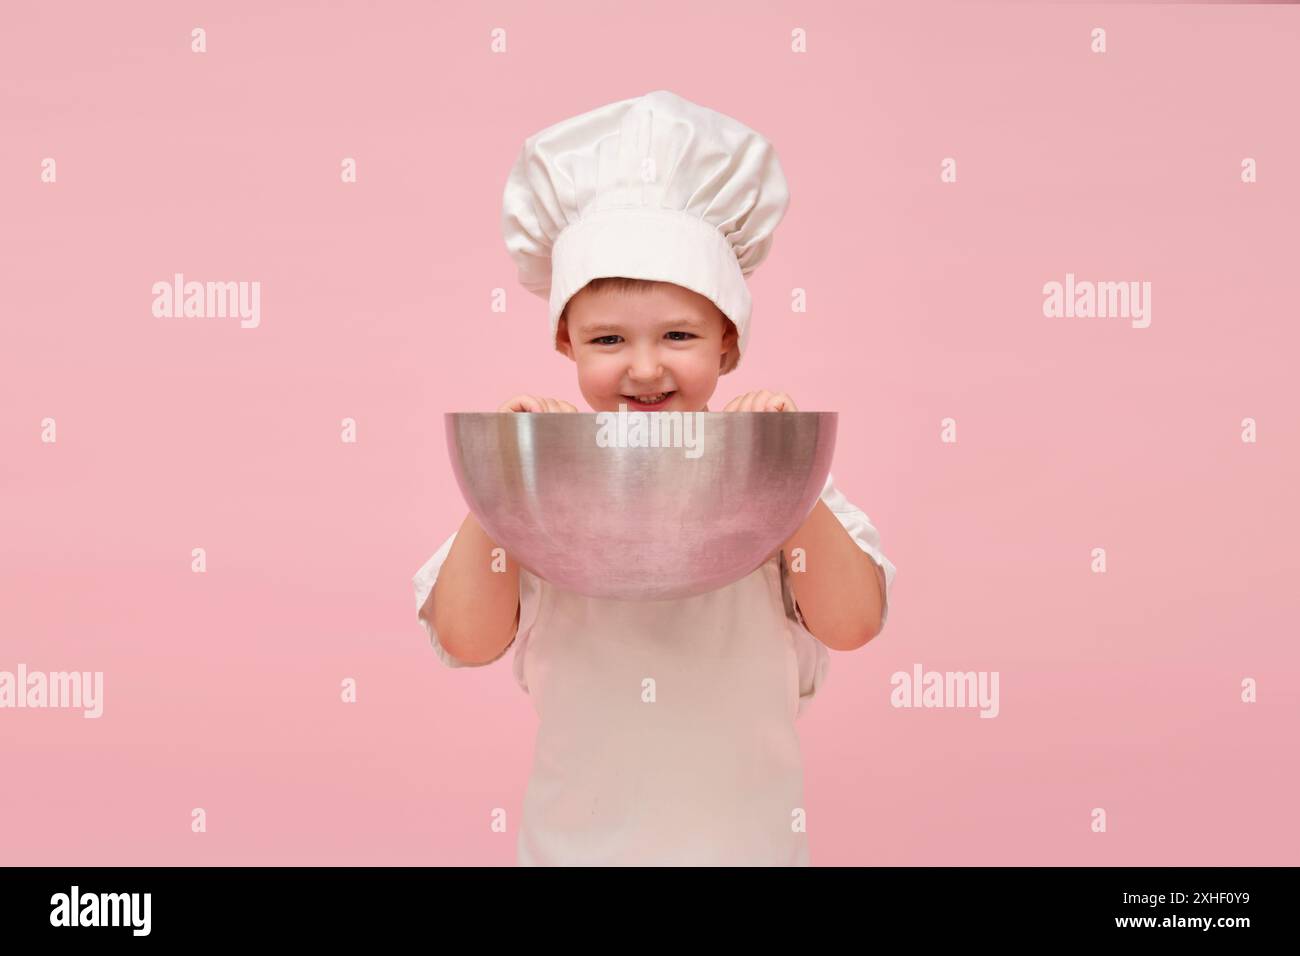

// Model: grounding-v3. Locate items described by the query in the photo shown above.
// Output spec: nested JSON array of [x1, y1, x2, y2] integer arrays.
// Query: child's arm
[[421, 394, 574, 665], [421, 511, 521, 666], [781, 499, 886, 651]]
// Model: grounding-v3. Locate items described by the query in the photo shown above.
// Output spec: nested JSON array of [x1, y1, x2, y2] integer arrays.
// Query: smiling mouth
[[621, 391, 676, 406]]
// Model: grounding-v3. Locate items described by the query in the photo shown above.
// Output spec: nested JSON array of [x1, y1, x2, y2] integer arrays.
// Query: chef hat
[[501, 89, 790, 371]]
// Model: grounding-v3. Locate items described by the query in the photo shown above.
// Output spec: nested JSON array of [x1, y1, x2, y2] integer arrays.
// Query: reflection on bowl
[[445, 411, 836, 601]]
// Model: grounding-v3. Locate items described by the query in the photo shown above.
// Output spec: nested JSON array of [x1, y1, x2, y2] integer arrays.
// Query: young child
[[414, 90, 897, 866]]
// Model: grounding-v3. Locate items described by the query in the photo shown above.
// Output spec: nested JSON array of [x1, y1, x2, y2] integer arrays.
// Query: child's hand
[[497, 394, 580, 413], [721, 390, 798, 412]]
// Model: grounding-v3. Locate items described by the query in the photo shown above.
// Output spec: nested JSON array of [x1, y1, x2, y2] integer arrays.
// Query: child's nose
[[628, 351, 664, 381]]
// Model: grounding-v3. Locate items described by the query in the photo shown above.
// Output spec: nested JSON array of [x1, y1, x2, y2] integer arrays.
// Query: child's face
[[556, 281, 737, 413]]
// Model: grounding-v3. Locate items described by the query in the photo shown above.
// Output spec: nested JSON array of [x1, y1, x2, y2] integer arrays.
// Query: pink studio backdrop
[[2, 1, 1297, 866]]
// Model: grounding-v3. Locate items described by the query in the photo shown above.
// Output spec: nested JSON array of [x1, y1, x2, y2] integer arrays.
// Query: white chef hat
[[501, 89, 790, 371]]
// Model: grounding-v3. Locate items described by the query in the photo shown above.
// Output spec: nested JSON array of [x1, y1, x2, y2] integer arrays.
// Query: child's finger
[[499, 394, 543, 413]]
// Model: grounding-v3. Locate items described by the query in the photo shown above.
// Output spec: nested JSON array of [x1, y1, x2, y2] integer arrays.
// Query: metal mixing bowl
[[444, 410, 837, 601]]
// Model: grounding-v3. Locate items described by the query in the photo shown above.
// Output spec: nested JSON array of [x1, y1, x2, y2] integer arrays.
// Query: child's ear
[[555, 316, 575, 361], [718, 317, 739, 374]]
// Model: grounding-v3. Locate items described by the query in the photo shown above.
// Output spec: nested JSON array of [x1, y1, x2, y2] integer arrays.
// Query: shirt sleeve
[[817, 471, 896, 629], [412, 530, 519, 669], [779, 471, 897, 719]]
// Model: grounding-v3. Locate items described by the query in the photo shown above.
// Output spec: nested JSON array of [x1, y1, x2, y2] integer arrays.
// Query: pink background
[[2, 0, 1297, 866]]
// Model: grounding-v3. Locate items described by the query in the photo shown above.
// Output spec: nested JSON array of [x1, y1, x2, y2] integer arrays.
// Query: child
[[414, 90, 896, 866]]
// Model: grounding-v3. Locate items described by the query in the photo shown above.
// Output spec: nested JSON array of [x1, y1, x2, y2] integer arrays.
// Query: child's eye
[[589, 332, 694, 345]]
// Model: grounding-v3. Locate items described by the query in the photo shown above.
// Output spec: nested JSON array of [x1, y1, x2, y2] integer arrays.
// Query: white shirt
[[413, 471, 896, 865]]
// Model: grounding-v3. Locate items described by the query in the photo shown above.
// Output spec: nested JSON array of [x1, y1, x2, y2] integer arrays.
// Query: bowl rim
[[443, 410, 838, 417]]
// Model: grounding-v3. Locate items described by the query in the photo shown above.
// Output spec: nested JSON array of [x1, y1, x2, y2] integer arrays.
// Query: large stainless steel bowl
[[445, 411, 837, 601]]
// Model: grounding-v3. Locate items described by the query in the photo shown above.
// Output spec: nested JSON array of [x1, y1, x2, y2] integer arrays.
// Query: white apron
[[516, 549, 809, 866]]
